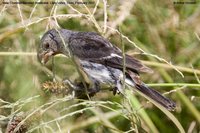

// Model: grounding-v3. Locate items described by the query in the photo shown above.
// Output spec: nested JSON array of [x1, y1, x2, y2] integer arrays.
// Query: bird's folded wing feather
[[68, 32, 152, 73]]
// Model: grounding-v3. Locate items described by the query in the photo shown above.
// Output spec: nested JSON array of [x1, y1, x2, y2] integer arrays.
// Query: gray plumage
[[37, 29, 176, 111]]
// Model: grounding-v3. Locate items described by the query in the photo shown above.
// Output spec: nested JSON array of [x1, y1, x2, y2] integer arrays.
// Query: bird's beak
[[38, 50, 54, 65]]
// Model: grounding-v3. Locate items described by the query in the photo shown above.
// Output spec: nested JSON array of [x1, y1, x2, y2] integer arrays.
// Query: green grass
[[0, 0, 200, 132]]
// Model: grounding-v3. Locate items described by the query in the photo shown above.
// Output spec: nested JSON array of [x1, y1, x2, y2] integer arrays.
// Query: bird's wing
[[68, 32, 152, 73]]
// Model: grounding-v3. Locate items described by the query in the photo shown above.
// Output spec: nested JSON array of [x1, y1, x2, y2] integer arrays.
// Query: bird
[[37, 29, 176, 111]]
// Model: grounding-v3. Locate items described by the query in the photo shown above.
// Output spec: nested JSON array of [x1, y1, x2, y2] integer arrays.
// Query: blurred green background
[[0, 0, 200, 132]]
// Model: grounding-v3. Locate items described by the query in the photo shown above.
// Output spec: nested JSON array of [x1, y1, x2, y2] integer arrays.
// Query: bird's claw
[[110, 87, 120, 95], [62, 79, 99, 98]]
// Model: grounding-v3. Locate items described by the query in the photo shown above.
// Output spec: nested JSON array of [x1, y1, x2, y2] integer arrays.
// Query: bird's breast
[[80, 60, 122, 84]]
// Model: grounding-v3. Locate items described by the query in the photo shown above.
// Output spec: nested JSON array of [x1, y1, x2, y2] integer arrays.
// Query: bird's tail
[[125, 78, 176, 111]]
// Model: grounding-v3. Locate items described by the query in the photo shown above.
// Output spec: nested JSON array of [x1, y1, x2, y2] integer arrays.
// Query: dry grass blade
[[1, 1, 199, 132], [103, 0, 107, 33], [128, 90, 185, 133], [105, 0, 137, 37], [107, 27, 184, 77]]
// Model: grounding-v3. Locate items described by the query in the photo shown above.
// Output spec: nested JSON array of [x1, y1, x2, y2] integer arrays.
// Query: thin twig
[[13, 96, 73, 133], [56, 121, 62, 133], [92, 0, 99, 15], [148, 83, 200, 88], [119, 27, 126, 91], [90, 108, 121, 133], [195, 32, 200, 42], [106, 26, 184, 78], [142, 60, 200, 75], [19, 14, 88, 29], [27, 107, 94, 133], [103, 0, 107, 33], [29, 0, 41, 20], [53, 0, 61, 28], [187, 121, 196, 133], [0, 3, 7, 16], [163, 86, 187, 95], [191, 64, 200, 83], [16, 0, 25, 27], [55, 29, 91, 100], [105, 0, 136, 37], [81, 0, 102, 33], [1, 52, 200, 75], [56, 109, 123, 132]]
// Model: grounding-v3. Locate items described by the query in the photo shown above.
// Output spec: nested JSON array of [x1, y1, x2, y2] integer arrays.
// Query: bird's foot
[[110, 87, 120, 95], [62, 79, 100, 98], [62, 79, 83, 91]]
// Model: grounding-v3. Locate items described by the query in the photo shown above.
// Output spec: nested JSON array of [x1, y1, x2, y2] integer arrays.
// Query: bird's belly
[[80, 60, 122, 84]]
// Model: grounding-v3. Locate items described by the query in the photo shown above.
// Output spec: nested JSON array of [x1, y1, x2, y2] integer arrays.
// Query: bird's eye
[[44, 43, 50, 49]]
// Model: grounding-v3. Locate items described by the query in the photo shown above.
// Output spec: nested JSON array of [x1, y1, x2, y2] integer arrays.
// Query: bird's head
[[37, 29, 67, 64]]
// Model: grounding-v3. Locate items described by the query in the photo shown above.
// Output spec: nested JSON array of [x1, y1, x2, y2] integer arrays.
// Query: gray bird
[[37, 29, 176, 111]]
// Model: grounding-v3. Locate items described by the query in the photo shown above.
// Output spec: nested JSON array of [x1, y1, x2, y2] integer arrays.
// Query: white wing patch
[[99, 53, 122, 60], [110, 53, 122, 58]]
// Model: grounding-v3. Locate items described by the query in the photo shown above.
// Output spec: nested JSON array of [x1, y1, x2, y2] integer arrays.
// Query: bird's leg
[[110, 87, 118, 95], [62, 79, 87, 98], [62, 79, 100, 98], [110, 80, 122, 95], [62, 79, 84, 91], [87, 80, 101, 96]]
